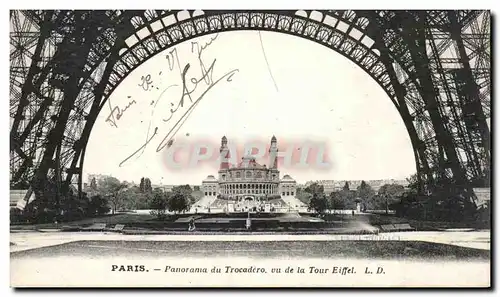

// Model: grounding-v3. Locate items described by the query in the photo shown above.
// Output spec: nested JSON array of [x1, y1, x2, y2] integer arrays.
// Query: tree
[[329, 189, 357, 210], [97, 176, 127, 214], [140, 177, 152, 193], [90, 177, 97, 190], [308, 193, 329, 214], [304, 183, 325, 196], [329, 189, 356, 210], [379, 184, 406, 197], [137, 188, 153, 210], [378, 184, 406, 213], [296, 187, 313, 204], [172, 185, 194, 205], [343, 181, 350, 191], [149, 189, 168, 219], [356, 181, 376, 210], [88, 195, 110, 216], [120, 186, 143, 210], [59, 191, 89, 221], [140, 177, 145, 192], [144, 178, 152, 192], [329, 191, 347, 209], [167, 193, 190, 214], [406, 173, 420, 194], [22, 179, 98, 223], [357, 181, 375, 200], [172, 184, 193, 195]]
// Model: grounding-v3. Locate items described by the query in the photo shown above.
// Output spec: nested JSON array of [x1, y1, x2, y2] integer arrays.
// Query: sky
[[84, 30, 416, 185]]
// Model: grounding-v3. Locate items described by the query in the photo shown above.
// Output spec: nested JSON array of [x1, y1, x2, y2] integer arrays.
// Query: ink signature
[[105, 97, 137, 128], [119, 60, 238, 167], [191, 33, 219, 85], [118, 34, 239, 167], [157, 60, 238, 152], [105, 34, 219, 129]]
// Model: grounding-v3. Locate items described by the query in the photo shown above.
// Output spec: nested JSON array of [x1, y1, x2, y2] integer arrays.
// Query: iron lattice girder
[[9, 11, 128, 188], [9, 10, 491, 196], [10, 11, 58, 185], [361, 11, 444, 184], [104, 11, 398, 100], [365, 10, 490, 184]]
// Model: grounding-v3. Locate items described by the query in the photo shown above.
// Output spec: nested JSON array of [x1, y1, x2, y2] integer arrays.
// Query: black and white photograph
[[8, 9, 491, 287]]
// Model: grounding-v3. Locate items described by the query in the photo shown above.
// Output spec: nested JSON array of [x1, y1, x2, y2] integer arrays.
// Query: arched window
[[236, 172, 241, 178], [246, 171, 252, 178], [256, 171, 262, 178], [130, 16, 145, 29], [222, 174, 226, 180]]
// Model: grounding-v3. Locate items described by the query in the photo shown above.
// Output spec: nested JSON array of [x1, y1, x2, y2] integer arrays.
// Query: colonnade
[[219, 183, 279, 195]]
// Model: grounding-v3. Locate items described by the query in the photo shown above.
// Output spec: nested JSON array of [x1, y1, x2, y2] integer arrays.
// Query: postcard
[[9, 9, 491, 288]]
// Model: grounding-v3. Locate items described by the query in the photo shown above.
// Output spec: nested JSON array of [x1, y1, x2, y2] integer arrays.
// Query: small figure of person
[[188, 217, 196, 231], [246, 212, 252, 231]]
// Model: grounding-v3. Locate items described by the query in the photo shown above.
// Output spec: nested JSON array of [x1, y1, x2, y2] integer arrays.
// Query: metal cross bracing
[[9, 10, 491, 205], [10, 11, 63, 187], [422, 11, 489, 187], [425, 11, 490, 187], [362, 10, 490, 190], [9, 10, 133, 201]]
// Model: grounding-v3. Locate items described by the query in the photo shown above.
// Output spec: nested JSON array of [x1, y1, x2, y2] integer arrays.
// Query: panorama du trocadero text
[[111, 264, 385, 275]]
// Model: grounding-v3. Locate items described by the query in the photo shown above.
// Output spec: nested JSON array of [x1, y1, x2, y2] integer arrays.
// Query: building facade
[[201, 175, 219, 197], [201, 136, 297, 206], [279, 175, 297, 197], [304, 179, 410, 194]]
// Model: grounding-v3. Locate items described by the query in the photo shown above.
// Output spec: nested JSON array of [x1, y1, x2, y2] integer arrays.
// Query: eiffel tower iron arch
[[9, 10, 490, 204]]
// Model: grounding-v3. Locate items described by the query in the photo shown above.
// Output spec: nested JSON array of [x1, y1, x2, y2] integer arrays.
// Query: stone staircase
[[190, 195, 217, 211], [281, 196, 307, 208]]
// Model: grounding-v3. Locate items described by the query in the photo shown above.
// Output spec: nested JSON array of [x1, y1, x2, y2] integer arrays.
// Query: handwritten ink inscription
[[103, 34, 238, 167], [138, 74, 153, 91], [105, 97, 137, 128]]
